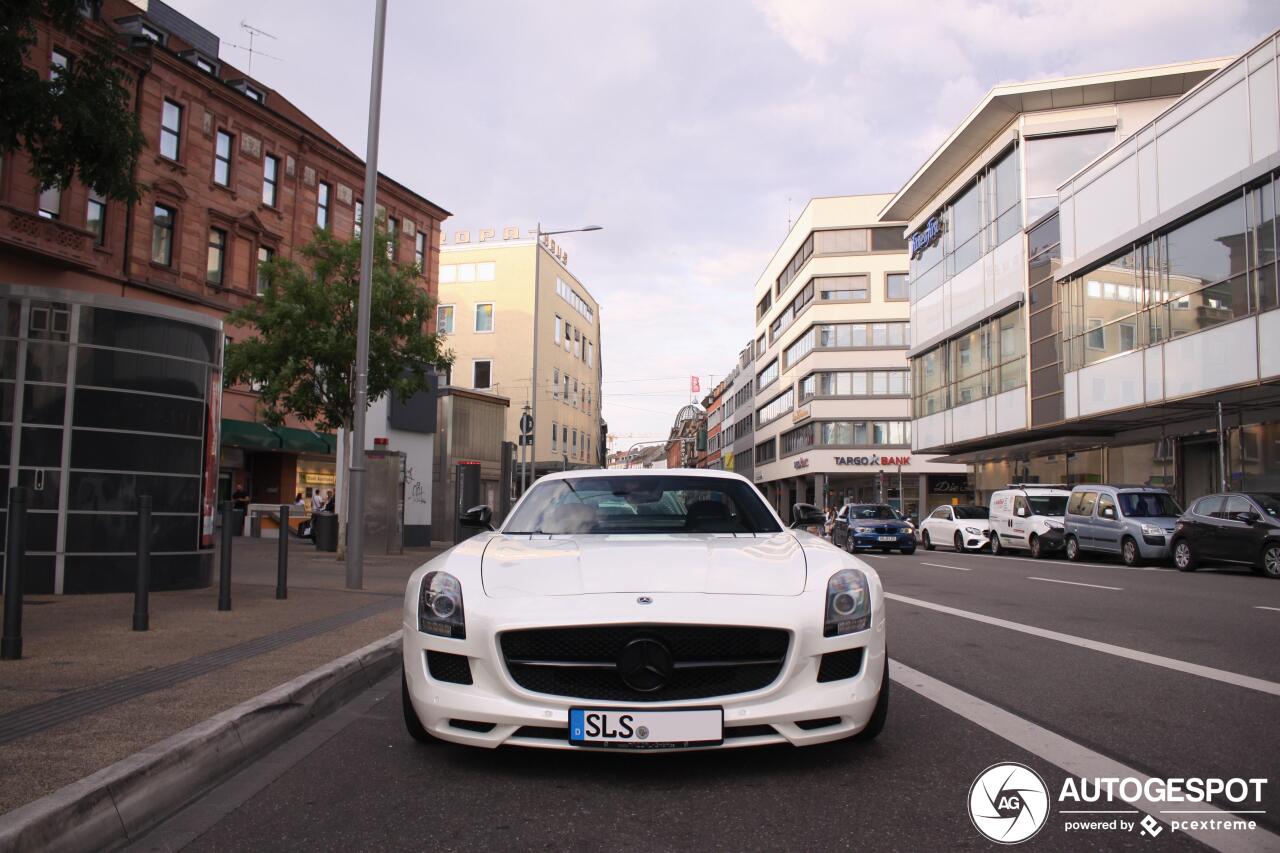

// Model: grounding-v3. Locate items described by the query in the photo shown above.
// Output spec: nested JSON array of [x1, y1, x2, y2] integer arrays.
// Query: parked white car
[[919, 504, 992, 553], [989, 485, 1072, 558], [402, 469, 888, 751]]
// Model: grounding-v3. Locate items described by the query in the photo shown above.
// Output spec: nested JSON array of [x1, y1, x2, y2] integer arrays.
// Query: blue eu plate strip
[[569, 709, 585, 741]]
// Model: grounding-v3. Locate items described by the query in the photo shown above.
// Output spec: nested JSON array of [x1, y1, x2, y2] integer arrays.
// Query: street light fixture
[[523, 223, 603, 494]]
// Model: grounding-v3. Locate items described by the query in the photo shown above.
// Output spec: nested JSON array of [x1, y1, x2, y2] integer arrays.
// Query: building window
[[573, 328, 582, 358], [256, 246, 273, 295], [784, 321, 911, 369], [477, 261, 496, 281], [564, 321, 572, 351], [213, 130, 233, 187], [556, 278, 593, 323], [50, 49, 70, 80], [552, 367, 560, 399], [414, 232, 426, 270], [551, 422, 558, 451], [800, 370, 909, 400], [386, 217, 397, 260], [473, 359, 492, 390], [755, 438, 776, 465], [756, 388, 794, 428], [554, 314, 563, 344], [586, 340, 594, 367], [316, 182, 330, 230], [37, 185, 61, 220], [262, 155, 279, 206], [912, 308, 1025, 417], [474, 302, 494, 332], [354, 200, 363, 238], [160, 99, 182, 161], [86, 190, 106, 244], [817, 275, 868, 301], [886, 272, 909, 301], [206, 227, 226, 285], [756, 358, 778, 391], [151, 204, 175, 265], [436, 304, 454, 334]]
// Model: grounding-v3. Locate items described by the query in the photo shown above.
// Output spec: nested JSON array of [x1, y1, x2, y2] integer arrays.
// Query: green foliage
[[1, 0, 146, 202], [224, 226, 453, 434]]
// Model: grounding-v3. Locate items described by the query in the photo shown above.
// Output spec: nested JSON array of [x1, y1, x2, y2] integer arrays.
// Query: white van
[[988, 485, 1072, 558]]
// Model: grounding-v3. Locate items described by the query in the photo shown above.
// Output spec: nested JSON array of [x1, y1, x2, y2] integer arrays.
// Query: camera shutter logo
[[968, 762, 1050, 844]]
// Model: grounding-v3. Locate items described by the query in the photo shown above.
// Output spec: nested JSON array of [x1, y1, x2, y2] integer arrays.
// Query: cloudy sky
[[171, 0, 1275, 446]]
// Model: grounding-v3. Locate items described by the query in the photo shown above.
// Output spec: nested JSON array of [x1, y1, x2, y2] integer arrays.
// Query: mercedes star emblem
[[617, 637, 673, 692], [637, 596, 653, 605]]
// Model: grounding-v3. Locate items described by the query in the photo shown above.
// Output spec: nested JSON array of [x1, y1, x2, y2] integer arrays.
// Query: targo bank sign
[[835, 454, 911, 466]]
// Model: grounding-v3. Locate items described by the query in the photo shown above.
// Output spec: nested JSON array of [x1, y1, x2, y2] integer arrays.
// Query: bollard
[[2, 487, 28, 660], [133, 495, 152, 631], [276, 504, 289, 600], [218, 501, 233, 611]]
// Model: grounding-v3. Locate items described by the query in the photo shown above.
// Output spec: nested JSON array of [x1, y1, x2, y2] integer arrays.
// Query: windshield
[[1248, 494, 1280, 517], [503, 475, 782, 535], [844, 504, 902, 521], [1027, 495, 1069, 516], [953, 506, 989, 519], [1118, 492, 1182, 518]]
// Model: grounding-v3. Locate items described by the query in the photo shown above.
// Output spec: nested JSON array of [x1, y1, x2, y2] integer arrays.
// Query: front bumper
[[1139, 533, 1174, 559], [1037, 528, 1066, 551], [849, 531, 915, 550], [402, 593, 887, 752]]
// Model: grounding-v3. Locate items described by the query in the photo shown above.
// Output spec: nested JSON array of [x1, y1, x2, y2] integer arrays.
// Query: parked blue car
[[833, 504, 917, 555]]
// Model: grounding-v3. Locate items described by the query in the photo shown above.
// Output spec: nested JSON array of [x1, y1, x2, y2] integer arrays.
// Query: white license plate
[[878, 535, 898, 542], [569, 707, 723, 749]]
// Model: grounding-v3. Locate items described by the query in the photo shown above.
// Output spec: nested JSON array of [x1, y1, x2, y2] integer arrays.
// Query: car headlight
[[1044, 519, 1063, 530], [418, 571, 465, 638], [854, 526, 874, 534], [1140, 523, 1165, 536], [965, 526, 983, 535], [824, 569, 871, 637]]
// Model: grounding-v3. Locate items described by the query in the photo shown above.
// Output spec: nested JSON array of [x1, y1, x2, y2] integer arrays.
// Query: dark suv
[[1170, 492, 1280, 578]]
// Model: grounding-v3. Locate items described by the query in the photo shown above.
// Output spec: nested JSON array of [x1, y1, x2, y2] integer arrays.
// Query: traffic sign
[[520, 413, 534, 435]]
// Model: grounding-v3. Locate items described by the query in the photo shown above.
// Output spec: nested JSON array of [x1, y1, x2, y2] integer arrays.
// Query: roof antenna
[[786, 196, 792, 232], [225, 20, 281, 75]]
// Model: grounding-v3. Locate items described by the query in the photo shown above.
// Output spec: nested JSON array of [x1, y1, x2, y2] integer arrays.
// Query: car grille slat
[[500, 625, 789, 702]]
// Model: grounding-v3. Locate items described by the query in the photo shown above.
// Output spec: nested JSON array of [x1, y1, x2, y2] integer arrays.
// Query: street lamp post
[[526, 223, 602, 495]]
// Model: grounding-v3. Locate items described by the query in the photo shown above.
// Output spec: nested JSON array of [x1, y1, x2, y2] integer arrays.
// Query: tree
[[1, 0, 147, 202], [225, 226, 453, 549]]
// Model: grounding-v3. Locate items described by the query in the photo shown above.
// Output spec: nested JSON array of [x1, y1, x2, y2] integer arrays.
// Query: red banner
[[690, 375, 700, 394]]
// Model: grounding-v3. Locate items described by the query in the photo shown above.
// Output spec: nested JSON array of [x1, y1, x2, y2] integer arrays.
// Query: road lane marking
[[884, 592, 1280, 697], [1027, 576, 1122, 591], [920, 562, 972, 572], [889, 659, 1279, 853], [1255, 606, 1280, 613], [954, 552, 1172, 572]]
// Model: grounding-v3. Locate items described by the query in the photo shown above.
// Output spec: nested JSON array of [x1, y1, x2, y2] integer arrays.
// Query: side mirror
[[460, 504, 494, 530], [1016, 507, 1028, 517], [791, 503, 826, 529], [1235, 511, 1260, 525], [1101, 507, 1116, 519], [906, 517, 918, 528]]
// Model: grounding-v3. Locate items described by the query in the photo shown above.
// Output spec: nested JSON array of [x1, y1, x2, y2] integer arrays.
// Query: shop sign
[[928, 474, 972, 493], [793, 457, 810, 470], [835, 454, 911, 466], [908, 216, 942, 259], [300, 470, 336, 487]]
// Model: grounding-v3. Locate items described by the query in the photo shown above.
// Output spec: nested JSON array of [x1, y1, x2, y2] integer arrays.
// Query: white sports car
[[401, 469, 888, 751]]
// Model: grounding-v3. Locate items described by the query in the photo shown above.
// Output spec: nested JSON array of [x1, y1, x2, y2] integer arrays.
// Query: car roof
[[997, 487, 1070, 495], [539, 467, 753, 483]]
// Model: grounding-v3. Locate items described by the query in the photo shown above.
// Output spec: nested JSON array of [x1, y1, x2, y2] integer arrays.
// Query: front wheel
[[922, 530, 934, 551], [1029, 534, 1043, 559], [1065, 535, 1081, 562], [1260, 542, 1280, 579], [1173, 539, 1198, 572], [402, 668, 437, 744], [853, 658, 889, 742], [990, 533, 1003, 556], [900, 546, 916, 555], [953, 532, 967, 554], [1121, 537, 1143, 567]]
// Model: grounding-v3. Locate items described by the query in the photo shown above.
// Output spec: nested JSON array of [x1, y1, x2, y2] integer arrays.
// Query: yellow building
[[438, 234, 603, 484]]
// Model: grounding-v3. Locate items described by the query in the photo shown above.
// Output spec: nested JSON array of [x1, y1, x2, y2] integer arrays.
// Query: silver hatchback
[[1063, 486, 1183, 566]]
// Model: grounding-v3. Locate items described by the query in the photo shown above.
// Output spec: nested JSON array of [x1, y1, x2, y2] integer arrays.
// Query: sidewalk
[[0, 536, 446, 816]]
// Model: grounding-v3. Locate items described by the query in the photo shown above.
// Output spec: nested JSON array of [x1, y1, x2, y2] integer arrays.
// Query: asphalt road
[[131, 542, 1280, 853]]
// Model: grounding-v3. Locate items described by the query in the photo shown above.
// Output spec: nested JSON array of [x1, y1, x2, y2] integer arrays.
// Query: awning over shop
[[274, 426, 335, 455], [220, 418, 281, 451]]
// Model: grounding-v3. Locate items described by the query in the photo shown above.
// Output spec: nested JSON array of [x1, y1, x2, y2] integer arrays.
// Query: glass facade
[[913, 308, 1026, 417], [1061, 177, 1277, 372], [780, 419, 911, 456], [0, 288, 220, 593]]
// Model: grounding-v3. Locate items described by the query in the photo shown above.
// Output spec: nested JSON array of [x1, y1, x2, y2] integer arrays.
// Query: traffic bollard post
[[218, 501, 233, 611], [2, 487, 28, 660], [133, 495, 152, 631], [276, 504, 289, 600]]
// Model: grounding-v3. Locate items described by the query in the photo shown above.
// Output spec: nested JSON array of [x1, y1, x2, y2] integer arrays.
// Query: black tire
[[1260, 542, 1280, 579], [1065, 535, 1081, 562], [922, 530, 934, 551], [1173, 539, 1198, 572], [953, 532, 966, 554], [402, 667, 436, 744], [853, 659, 889, 742], [900, 546, 916, 555], [1029, 534, 1042, 559], [1121, 536, 1143, 568], [990, 533, 1003, 556], [881, 548, 893, 554]]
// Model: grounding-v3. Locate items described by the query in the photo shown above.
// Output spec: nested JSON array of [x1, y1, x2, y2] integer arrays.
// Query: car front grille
[[499, 624, 790, 702]]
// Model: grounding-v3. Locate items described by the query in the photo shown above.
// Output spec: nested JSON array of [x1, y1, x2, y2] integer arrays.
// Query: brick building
[[0, 0, 448, 591]]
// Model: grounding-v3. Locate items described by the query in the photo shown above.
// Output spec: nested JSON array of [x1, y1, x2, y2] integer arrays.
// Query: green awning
[[274, 426, 335, 455], [220, 418, 281, 451]]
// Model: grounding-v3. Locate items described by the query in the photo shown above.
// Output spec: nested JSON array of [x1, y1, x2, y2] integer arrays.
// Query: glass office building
[[0, 286, 220, 593]]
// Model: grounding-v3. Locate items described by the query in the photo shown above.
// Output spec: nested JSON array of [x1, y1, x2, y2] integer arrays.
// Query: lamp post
[[525, 223, 602, 495]]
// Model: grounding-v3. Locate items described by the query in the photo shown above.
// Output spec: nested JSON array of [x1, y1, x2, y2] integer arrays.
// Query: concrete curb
[[0, 630, 403, 853]]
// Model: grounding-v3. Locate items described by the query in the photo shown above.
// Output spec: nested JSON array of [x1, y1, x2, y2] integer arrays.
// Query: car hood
[[848, 520, 912, 531], [480, 533, 807, 598]]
